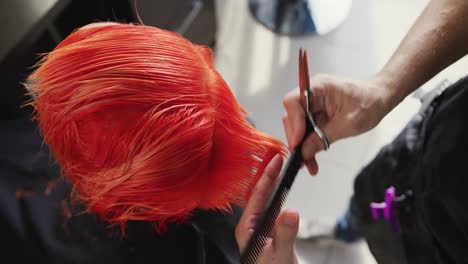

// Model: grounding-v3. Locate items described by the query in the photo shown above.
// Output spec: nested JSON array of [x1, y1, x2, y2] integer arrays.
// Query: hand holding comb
[[240, 48, 330, 264]]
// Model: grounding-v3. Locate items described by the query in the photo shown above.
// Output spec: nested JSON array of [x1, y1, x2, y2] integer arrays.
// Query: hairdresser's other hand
[[283, 74, 391, 175], [236, 155, 299, 264]]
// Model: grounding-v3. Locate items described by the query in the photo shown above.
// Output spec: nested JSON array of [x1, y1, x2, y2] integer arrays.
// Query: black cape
[[1, 116, 242, 264], [353, 76, 468, 264]]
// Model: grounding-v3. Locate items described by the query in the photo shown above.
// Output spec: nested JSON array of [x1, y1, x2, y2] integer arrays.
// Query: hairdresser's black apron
[[352, 76, 468, 264], [0, 117, 242, 264]]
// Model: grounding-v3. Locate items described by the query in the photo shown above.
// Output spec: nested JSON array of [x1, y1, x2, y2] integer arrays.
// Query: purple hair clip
[[370, 186, 400, 233]]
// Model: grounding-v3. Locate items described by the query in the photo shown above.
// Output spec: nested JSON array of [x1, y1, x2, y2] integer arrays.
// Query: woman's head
[[27, 23, 285, 232]]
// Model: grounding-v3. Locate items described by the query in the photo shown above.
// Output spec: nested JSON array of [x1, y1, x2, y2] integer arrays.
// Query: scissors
[[298, 48, 330, 150]]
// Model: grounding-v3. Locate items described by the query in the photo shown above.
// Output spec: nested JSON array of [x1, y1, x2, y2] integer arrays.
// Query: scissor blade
[[299, 48, 307, 110], [302, 50, 311, 99]]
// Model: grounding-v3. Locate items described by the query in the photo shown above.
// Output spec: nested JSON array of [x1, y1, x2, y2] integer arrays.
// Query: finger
[[243, 154, 284, 216], [283, 92, 306, 149], [301, 133, 324, 176], [272, 209, 299, 258], [237, 154, 284, 249], [303, 115, 341, 156], [305, 157, 318, 176], [302, 133, 323, 161]]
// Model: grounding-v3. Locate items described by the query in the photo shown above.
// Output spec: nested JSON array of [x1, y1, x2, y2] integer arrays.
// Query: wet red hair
[[26, 23, 285, 233]]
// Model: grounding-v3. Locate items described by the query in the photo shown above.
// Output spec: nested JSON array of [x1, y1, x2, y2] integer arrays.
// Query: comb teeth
[[241, 188, 290, 264], [241, 135, 308, 263]]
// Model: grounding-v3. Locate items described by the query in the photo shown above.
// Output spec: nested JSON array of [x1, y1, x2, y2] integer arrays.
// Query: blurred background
[[1, 0, 468, 263]]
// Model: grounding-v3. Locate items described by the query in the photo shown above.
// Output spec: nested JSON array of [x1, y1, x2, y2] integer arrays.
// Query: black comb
[[240, 125, 312, 263], [240, 48, 316, 264]]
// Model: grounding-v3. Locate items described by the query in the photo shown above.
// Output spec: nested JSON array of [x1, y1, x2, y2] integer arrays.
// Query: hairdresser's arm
[[283, 0, 468, 175], [376, 0, 468, 109], [236, 155, 299, 264]]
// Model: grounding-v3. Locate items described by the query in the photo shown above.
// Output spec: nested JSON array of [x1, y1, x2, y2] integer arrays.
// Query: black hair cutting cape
[[352, 76, 468, 264], [0, 116, 242, 264]]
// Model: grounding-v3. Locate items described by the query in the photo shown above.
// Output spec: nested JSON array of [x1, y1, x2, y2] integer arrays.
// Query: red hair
[[26, 23, 285, 233]]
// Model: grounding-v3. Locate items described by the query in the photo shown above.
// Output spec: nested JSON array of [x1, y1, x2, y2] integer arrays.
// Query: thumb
[[302, 116, 339, 157], [301, 126, 333, 158], [302, 122, 340, 175], [272, 209, 299, 257]]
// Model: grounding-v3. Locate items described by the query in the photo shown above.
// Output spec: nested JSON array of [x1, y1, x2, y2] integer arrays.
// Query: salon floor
[[214, 0, 468, 263]]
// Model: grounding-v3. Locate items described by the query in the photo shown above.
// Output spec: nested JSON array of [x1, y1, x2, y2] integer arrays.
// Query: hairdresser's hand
[[283, 74, 391, 175], [236, 155, 299, 264]]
